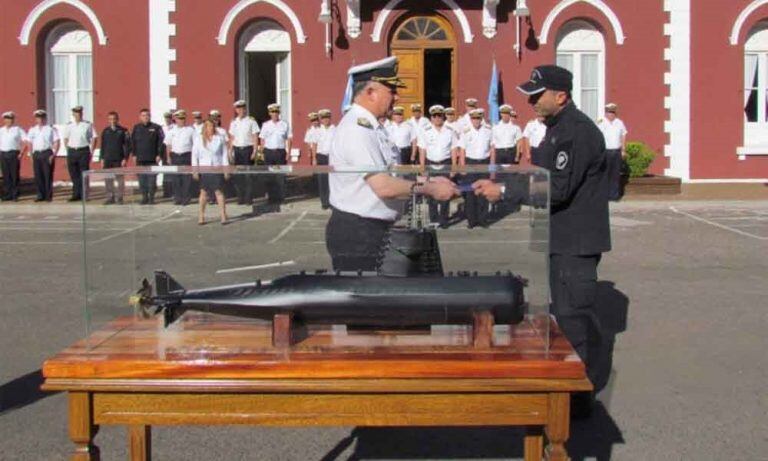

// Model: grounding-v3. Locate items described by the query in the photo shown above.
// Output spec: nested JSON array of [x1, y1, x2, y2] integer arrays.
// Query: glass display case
[[80, 165, 551, 354]]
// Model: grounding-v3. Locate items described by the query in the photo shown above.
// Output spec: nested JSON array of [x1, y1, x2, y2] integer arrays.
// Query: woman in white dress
[[192, 118, 229, 225]]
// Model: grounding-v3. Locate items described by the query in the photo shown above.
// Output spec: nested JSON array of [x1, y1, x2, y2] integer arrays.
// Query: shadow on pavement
[[0, 369, 57, 414], [318, 281, 629, 461]]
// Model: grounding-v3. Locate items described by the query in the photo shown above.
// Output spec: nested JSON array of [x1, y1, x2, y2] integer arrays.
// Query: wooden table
[[42, 313, 592, 461]]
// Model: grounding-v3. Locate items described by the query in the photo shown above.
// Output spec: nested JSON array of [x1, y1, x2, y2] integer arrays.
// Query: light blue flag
[[341, 74, 353, 113], [487, 60, 500, 125]]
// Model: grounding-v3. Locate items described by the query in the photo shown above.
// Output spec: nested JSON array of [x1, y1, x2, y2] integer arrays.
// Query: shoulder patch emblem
[[555, 151, 569, 170], [357, 118, 373, 129]]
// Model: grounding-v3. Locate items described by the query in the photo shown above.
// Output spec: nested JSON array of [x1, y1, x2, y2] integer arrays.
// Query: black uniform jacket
[[531, 102, 611, 256], [130, 122, 165, 162], [100, 125, 131, 161]]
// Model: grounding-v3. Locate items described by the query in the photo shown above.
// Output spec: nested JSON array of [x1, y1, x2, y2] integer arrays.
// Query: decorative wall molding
[[19, 0, 107, 45], [217, 0, 306, 45], [539, 0, 625, 45], [371, 0, 473, 43]]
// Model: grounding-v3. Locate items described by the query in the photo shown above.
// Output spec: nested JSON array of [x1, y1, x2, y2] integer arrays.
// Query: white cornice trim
[[19, 0, 107, 45]]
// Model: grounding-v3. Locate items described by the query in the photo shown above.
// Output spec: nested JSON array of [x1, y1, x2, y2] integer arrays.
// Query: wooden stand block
[[128, 425, 151, 461], [472, 310, 494, 349], [68, 392, 100, 461], [272, 313, 293, 349]]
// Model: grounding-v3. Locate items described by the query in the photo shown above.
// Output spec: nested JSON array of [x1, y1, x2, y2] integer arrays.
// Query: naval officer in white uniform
[[327, 57, 458, 271]]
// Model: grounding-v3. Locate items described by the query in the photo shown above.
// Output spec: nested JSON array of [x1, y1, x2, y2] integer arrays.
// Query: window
[[47, 24, 93, 126], [743, 23, 768, 146], [555, 20, 605, 121]]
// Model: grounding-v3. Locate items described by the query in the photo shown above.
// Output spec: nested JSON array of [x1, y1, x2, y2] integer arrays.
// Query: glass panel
[[397, 29, 416, 40], [77, 55, 92, 90], [78, 91, 94, 121], [405, 21, 419, 37], [53, 90, 70, 125], [82, 166, 552, 358], [581, 54, 598, 88], [745, 54, 759, 122], [581, 89, 598, 120], [431, 30, 447, 40], [52, 55, 69, 89], [556, 53, 574, 72], [277, 53, 290, 127], [424, 20, 438, 37], [416, 18, 428, 36]]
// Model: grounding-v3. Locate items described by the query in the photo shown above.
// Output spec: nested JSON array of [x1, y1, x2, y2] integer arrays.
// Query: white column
[[663, 0, 691, 181], [149, 0, 177, 118]]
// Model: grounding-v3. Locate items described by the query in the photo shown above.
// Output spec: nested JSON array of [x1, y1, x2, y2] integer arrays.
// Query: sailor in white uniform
[[0, 112, 28, 201], [26, 109, 59, 202], [407, 103, 431, 140], [386, 105, 416, 164], [327, 57, 458, 270], [492, 104, 523, 164], [417, 104, 459, 227], [459, 108, 494, 228], [314, 109, 336, 209], [229, 99, 261, 204], [259, 103, 292, 209]]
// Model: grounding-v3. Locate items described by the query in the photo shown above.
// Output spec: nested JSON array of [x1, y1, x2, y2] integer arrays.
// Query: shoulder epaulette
[[357, 118, 373, 129]]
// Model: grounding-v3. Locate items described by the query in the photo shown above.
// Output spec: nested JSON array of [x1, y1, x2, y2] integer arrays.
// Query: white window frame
[[555, 21, 606, 121], [742, 24, 768, 151], [46, 23, 93, 155]]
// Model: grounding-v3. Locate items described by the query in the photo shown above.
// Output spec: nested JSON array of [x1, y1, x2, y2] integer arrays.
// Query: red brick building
[[1, 0, 767, 181]]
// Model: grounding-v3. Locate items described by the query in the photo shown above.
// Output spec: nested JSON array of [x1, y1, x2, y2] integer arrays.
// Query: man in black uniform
[[99, 111, 130, 204], [473, 65, 611, 408], [130, 109, 165, 204]]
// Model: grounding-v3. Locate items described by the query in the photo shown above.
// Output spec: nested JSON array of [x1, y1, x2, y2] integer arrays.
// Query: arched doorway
[[389, 15, 456, 117], [238, 19, 291, 126]]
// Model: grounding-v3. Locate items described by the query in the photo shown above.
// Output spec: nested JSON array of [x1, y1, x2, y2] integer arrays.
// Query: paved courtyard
[[0, 196, 766, 460]]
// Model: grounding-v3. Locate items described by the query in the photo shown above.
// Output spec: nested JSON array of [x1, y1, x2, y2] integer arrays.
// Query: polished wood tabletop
[[43, 313, 585, 381]]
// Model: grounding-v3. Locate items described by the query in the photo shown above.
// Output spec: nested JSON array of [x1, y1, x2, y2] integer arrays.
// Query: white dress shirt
[[492, 121, 523, 149], [597, 117, 628, 150], [193, 122, 203, 135], [0, 126, 28, 151], [192, 134, 229, 167], [387, 121, 416, 149], [523, 119, 547, 148], [408, 116, 431, 137], [64, 121, 95, 149], [165, 125, 195, 153], [316, 124, 336, 155], [459, 125, 493, 160], [229, 116, 260, 147], [304, 125, 320, 145], [329, 104, 401, 221], [259, 119, 292, 149], [418, 124, 458, 162], [27, 125, 59, 152]]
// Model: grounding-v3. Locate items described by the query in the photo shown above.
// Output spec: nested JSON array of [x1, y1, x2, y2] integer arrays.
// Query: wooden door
[[390, 48, 423, 118]]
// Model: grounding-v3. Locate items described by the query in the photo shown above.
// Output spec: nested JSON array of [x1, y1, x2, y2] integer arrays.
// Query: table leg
[[129, 425, 152, 461], [544, 393, 570, 461], [524, 426, 544, 461], [68, 392, 100, 461]]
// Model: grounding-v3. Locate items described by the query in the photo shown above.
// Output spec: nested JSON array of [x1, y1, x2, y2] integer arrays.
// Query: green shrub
[[623, 142, 657, 178]]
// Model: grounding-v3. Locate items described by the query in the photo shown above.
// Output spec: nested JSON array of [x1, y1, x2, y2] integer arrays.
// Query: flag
[[487, 60, 500, 125], [341, 74, 353, 113]]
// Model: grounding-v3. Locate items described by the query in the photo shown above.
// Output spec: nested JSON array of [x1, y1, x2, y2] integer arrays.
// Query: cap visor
[[516, 81, 547, 95]]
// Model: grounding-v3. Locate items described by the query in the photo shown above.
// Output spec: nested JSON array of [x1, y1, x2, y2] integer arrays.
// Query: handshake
[[414, 177, 505, 203]]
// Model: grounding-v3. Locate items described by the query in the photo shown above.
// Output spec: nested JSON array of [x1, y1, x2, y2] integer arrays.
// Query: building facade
[[1, 0, 767, 182]]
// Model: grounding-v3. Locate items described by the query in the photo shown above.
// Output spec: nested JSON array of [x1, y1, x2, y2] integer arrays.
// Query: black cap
[[517, 65, 573, 95]]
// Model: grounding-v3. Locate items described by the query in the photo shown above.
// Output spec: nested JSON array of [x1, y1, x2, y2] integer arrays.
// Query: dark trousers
[[1, 150, 21, 200], [171, 152, 192, 205], [33, 150, 54, 200], [464, 157, 490, 227], [316, 153, 330, 209], [398, 147, 412, 165], [550, 253, 602, 379], [427, 159, 452, 224], [326, 207, 392, 271], [233, 146, 255, 204], [103, 159, 124, 201], [605, 148, 622, 200], [263, 148, 287, 204], [495, 147, 518, 165], [136, 159, 157, 200], [66, 147, 90, 200]]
